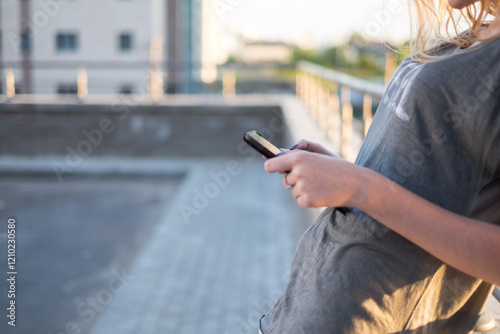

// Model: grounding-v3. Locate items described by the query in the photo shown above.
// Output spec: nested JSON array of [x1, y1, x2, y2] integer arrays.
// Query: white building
[[240, 41, 293, 64], [0, 0, 218, 95]]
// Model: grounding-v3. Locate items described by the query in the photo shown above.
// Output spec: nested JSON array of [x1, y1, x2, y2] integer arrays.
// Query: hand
[[289, 139, 335, 157], [264, 150, 368, 208]]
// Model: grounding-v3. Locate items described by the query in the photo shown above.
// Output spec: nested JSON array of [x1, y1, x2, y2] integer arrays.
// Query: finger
[[292, 184, 314, 207], [293, 139, 310, 150], [290, 183, 301, 200], [264, 153, 295, 174], [301, 139, 323, 152], [276, 153, 292, 175], [286, 140, 307, 151]]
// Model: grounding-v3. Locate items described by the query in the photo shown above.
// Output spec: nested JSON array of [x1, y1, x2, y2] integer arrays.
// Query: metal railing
[[0, 61, 296, 99], [296, 60, 385, 161]]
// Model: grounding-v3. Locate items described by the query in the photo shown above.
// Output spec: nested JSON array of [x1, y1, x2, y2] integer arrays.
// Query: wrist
[[353, 167, 394, 217], [346, 166, 375, 210]]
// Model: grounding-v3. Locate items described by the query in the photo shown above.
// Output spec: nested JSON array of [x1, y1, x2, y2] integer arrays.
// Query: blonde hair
[[411, 0, 500, 61]]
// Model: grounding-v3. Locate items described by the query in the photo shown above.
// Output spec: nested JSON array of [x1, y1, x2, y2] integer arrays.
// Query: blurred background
[[0, 0, 411, 97], [1, 1, 498, 334]]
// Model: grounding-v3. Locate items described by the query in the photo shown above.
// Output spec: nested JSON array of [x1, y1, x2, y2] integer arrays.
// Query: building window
[[56, 33, 78, 51], [119, 33, 132, 52], [21, 31, 31, 53], [57, 84, 78, 95], [119, 85, 134, 95]]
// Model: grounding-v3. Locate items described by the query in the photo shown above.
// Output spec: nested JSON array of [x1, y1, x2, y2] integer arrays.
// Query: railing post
[[302, 72, 308, 108], [6, 67, 15, 99], [328, 83, 341, 154], [315, 76, 322, 120], [306, 72, 313, 111], [318, 77, 324, 121], [300, 71, 307, 104], [149, 36, 164, 100], [223, 69, 236, 97], [385, 52, 397, 86], [318, 79, 328, 130], [296, 70, 303, 99], [309, 73, 316, 113], [77, 66, 88, 100], [310, 75, 318, 120], [341, 86, 353, 160], [316, 78, 322, 122], [363, 93, 373, 136]]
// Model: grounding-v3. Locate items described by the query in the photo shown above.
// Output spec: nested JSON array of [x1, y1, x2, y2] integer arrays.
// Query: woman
[[260, 0, 500, 333]]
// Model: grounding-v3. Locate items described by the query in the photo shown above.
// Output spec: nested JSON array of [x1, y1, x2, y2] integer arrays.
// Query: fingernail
[[289, 144, 299, 150], [277, 151, 286, 156]]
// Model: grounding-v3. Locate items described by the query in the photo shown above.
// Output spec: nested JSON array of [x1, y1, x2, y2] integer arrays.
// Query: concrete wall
[[0, 102, 288, 158]]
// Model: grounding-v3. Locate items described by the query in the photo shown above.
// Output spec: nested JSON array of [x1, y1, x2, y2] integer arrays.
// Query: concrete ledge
[[0, 96, 288, 158]]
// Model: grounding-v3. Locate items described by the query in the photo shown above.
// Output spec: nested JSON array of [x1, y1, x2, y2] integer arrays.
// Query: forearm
[[355, 167, 500, 285]]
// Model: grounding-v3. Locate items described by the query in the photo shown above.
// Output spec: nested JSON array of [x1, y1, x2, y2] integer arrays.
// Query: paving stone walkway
[[85, 159, 308, 334], [0, 157, 309, 334]]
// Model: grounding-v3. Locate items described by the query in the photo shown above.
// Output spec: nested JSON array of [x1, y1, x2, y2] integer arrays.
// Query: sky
[[213, 0, 412, 47]]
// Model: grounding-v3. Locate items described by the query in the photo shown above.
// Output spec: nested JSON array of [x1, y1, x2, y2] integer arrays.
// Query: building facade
[[0, 0, 217, 95]]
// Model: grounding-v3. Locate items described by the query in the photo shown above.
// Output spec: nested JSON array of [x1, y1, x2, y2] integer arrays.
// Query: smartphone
[[243, 130, 351, 216], [243, 131, 282, 159]]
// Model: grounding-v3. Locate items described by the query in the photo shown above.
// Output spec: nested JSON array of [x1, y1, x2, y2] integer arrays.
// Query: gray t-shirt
[[261, 39, 500, 334]]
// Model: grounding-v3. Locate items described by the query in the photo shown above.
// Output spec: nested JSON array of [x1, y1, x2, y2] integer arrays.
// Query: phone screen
[[246, 131, 282, 156]]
